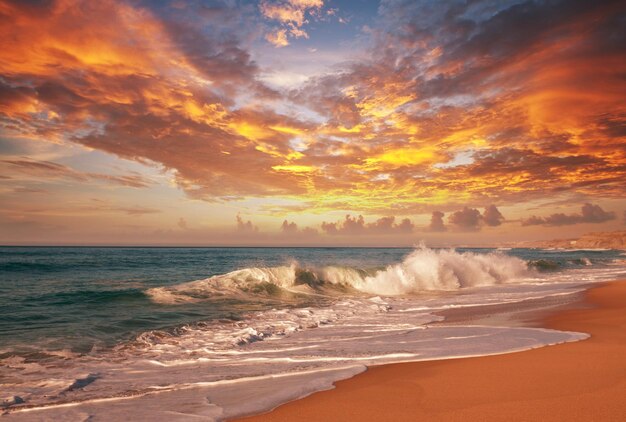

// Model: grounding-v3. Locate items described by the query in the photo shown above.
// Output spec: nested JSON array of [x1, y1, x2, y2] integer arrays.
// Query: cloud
[[236, 214, 259, 232], [483, 204, 505, 227], [281, 219, 298, 233], [446, 205, 505, 231], [368, 216, 415, 233], [115, 206, 161, 216], [322, 214, 414, 235], [260, 0, 324, 26], [83, 199, 161, 216], [322, 214, 364, 235], [0, 0, 307, 200], [260, 0, 324, 46], [280, 219, 319, 236], [448, 207, 482, 231], [265, 29, 289, 47], [1, 0, 625, 218], [178, 217, 188, 229], [11, 187, 48, 194], [1, 159, 152, 188], [301, 226, 319, 236], [521, 203, 616, 226], [282, 0, 626, 212], [580, 203, 616, 223], [427, 211, 446, 232]]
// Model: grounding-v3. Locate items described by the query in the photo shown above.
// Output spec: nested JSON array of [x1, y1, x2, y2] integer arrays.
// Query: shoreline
[[238, 280, 626, 421]]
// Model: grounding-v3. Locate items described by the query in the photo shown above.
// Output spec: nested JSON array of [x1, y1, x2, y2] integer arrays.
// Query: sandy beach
[[239, 280, 626, 421]]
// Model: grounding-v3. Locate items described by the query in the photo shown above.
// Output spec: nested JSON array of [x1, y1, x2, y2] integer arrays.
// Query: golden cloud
[[1, 0, 624, 218]]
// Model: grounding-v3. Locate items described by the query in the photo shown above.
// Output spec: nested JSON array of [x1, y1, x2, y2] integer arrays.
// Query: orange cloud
[[322, 215, 415, 236], [1, 159, 152, 188], [236, 214, 259, 233], [1, 0, 624, 224], [522, 203, 616, 226], [265, 29, 289, 47], [260, 0, 324, 46], [427, 211, 446, 232]]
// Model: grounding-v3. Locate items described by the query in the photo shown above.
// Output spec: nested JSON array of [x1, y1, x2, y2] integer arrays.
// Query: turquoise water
[[2, 246, 625, 419], [0, 246, 623, 357], [0, 247, 410, 355]]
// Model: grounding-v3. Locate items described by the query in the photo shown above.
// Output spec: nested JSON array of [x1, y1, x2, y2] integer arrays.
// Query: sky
[[0, 0, 625, 246]]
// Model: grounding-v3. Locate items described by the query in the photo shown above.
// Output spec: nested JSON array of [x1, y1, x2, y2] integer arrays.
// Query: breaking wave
[[146, 247, 530, 304]]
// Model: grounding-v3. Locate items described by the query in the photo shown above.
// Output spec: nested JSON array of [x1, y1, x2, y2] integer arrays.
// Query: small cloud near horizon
[[236, 214, 259, 232], [522, 203, 616, 227], [322, 214, 414, 236], [440, 205, 506, 232]]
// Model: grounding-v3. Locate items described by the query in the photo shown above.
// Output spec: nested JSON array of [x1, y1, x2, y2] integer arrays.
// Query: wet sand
[[239, 280, 626, 421]]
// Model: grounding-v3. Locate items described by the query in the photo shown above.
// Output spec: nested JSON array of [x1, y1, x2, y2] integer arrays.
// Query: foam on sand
[[3, 287, 590, 420], [5, 246, 622, 421]]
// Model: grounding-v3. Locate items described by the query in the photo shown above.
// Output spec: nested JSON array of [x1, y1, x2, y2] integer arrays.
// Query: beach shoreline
[[238, 279, 626, 421]]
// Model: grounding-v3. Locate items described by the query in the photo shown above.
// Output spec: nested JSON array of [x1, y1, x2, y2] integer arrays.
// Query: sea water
[[1, 246, 625, 420]]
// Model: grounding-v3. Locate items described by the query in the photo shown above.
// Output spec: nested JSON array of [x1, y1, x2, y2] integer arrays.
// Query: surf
[[146, 246, 531, 304]]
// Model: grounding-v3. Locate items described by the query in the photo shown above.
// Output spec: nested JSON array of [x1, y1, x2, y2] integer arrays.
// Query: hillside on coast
[[520, 231, 626, 250]]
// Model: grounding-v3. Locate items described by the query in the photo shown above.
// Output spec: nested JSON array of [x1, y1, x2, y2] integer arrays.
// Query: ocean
[[2, 246, 625, 420]]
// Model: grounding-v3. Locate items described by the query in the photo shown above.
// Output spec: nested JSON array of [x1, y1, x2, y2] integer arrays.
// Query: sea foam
[[7, 246, 620, 421], [327, 247, 529, 294], [146, 247, 530, 303]]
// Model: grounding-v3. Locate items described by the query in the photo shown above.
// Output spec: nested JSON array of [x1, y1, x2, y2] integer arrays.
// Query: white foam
[[353, 248, 529, 294], [3, 276, 594, 421], [6, 247, 622, 421], [146, 247, 531, 304]]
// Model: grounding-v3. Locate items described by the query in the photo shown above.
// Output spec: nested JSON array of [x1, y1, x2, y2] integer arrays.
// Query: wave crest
[[146, 265, 297, 304], [356, 247, 528, 295], [146, 247, 530, 304]]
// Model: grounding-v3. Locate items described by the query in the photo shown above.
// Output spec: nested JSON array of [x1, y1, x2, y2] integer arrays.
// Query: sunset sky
[[1, 0, 625, 246]]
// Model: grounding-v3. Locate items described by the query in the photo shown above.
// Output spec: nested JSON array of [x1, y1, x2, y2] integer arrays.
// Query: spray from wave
[[146, 247, 531, 304], [339, 247, 529, 294]]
